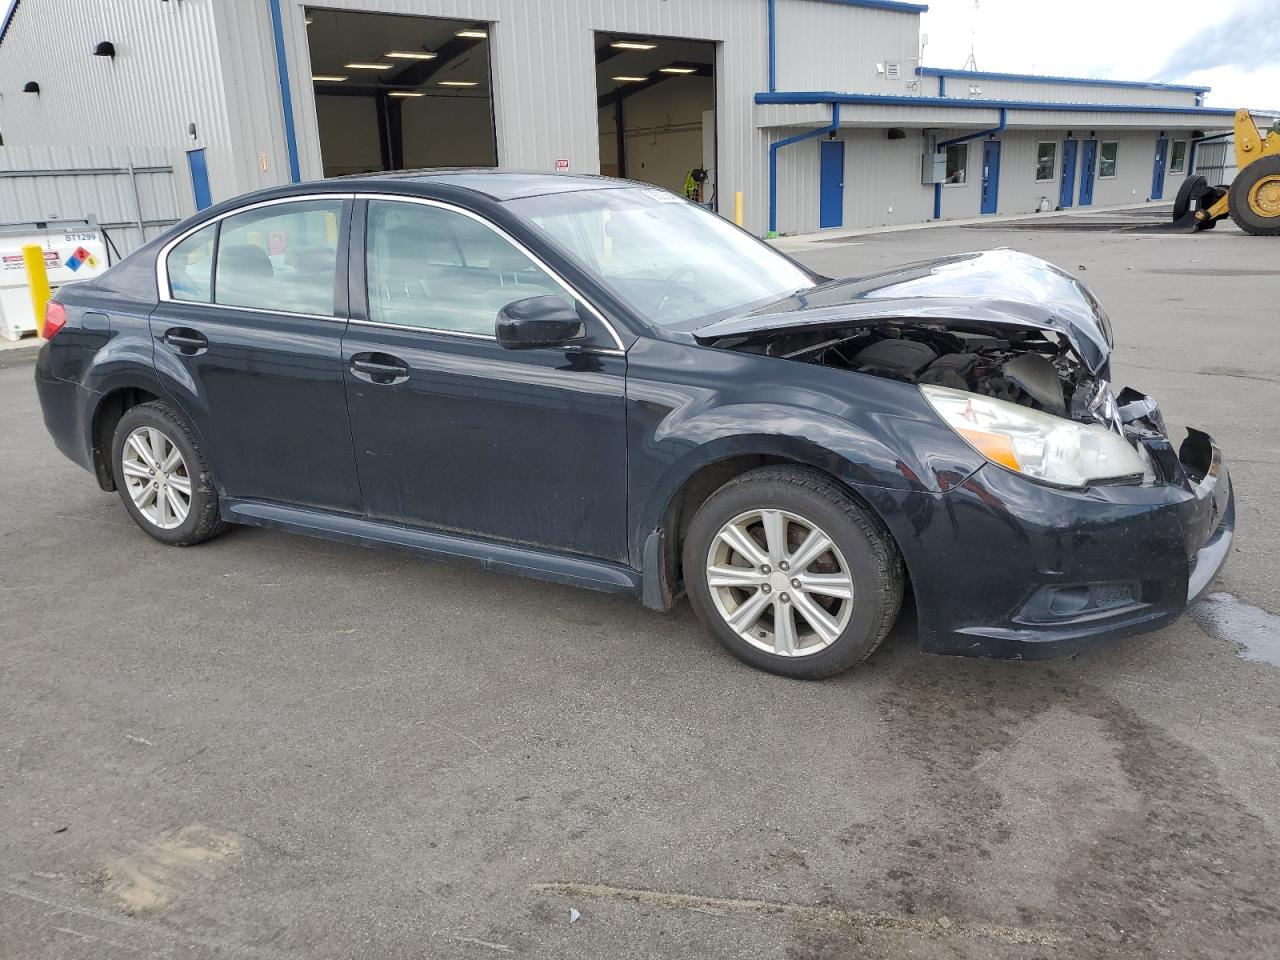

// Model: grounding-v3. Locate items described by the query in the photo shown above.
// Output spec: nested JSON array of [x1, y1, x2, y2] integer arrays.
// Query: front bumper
[[870, 424, 1233, 660]]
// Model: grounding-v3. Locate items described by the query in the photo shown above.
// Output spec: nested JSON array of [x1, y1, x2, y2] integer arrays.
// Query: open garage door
[[305, 8, 497, 177], [595, 33, 717, 208]]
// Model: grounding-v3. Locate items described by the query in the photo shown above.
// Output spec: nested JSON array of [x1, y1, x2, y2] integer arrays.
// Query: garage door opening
[[595, 33, 717, 208], [305, 8, 497, 177]]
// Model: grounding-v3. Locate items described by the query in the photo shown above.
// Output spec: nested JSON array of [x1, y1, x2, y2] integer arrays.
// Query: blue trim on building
[[816, 0, 928, 12], [916, 66, 1209, 95], [769, 104, 841, 234], [267, 0, 302, 184], [755, 91, 1239, 117], [0, 0, 22, 47], [937, 74, 945, 97]]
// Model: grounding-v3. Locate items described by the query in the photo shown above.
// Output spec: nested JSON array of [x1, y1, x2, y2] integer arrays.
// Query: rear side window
[[365, 200, 569, 335], [215, 200, 344, 316], [167, 224, 216, 302]]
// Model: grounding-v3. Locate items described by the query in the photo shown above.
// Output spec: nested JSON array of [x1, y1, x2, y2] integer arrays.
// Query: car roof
[[327, 168, 634, 201]]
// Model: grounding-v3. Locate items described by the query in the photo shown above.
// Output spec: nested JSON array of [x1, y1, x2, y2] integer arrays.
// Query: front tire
[[111, 401, 227, 546], [1228, 155, 1280, 236], [683, 466, 903, 679]]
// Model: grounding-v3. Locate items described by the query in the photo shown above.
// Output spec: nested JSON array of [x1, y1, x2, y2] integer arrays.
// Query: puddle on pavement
[[1192, 592, 1280, 667]]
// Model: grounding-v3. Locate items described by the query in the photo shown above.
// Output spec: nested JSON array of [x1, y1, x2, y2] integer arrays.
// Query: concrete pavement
[[2, 215, 1278, 959]]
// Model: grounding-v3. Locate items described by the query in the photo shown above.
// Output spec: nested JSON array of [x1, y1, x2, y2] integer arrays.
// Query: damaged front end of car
[[694, 249, 1235, 658]]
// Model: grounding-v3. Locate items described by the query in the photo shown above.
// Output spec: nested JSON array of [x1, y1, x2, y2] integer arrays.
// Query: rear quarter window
[[167, 224, 216, 302]]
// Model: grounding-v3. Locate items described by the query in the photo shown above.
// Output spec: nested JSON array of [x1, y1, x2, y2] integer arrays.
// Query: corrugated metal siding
[[0, 145, 182, 255], [947, 78, 1199, 108], [0, 0, 232, 210], [261, 0, 774, 229], [773, 129, 932, 234], [774, 0, 921, 94]]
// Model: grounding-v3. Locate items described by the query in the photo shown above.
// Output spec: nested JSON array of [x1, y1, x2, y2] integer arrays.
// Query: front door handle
[[163, 327, 208, 355], [350, 352, 410, 385]]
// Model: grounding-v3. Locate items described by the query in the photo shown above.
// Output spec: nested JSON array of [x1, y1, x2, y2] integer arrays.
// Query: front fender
[[625, 338, 984, 569]]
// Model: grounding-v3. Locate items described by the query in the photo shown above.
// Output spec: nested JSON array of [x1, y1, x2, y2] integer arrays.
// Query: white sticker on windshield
[[643, 188, 684, 203]]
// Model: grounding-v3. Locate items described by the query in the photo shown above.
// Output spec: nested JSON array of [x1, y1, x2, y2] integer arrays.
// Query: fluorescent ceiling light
[[659, 66, 696, 74], [438, 80, 478, 87], [389, 91, 426, 97], [386, 50, 437, 60], [345, 62, 393, 70], [612, 75, 648, 82], [312, 75, 348, 82], [456, 29, 488, 39], [611, 40, 656, 50]]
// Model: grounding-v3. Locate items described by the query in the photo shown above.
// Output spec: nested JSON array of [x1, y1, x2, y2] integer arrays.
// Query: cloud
[[1155, 0, 1280, 79]]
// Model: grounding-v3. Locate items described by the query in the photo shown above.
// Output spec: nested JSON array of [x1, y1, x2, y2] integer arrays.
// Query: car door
[[341, 196, 628, 562], [151, 195, 362, 512]]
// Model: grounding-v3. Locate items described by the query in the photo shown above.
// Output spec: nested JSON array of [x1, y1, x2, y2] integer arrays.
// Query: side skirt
[[221, 499, 642, 597]]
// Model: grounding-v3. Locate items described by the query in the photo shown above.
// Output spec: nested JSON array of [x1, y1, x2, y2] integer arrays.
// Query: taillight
[[43, 301, 67, 339]]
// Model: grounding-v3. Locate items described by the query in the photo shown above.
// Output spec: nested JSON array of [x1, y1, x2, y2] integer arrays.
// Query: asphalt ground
[[3, 210, 1279, 959]]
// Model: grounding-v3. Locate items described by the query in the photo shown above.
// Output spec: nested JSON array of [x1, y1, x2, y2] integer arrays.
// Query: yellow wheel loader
[[1172, 109, 1280, 235]]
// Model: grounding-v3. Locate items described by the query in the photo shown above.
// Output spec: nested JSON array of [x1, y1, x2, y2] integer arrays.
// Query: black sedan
[[34, 171, 1234, 678]]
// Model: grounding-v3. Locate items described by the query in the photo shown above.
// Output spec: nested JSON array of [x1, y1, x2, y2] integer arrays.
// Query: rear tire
[[683, 466, 903, 679], [111, 401, 227, 546], [1228, 155, 1280, 236]]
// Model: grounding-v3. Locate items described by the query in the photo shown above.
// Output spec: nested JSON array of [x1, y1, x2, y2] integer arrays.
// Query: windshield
[[507, 187, 817, 330]]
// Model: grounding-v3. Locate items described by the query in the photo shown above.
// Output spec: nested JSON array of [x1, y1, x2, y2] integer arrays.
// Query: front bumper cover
[[869, 410, 1233, 660]]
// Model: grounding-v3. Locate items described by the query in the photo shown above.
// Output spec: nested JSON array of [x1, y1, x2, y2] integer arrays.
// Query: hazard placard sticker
[[65, 246, 93, 272]]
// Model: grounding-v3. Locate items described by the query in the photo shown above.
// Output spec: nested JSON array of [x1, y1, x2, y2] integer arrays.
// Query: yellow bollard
[[22, 244, 52, 338], [734, 191, 744, 227]]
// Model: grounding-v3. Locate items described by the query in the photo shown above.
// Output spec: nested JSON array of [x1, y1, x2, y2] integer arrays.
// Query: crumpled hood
[[695, 249, 1115, 374]]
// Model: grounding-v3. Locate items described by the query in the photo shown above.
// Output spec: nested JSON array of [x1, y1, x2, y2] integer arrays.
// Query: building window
[[944, 143, 968, 185], [1170, 140, 1188, 173], [1099, 141, 1119, 179], [1035, 142, 1056, 182]]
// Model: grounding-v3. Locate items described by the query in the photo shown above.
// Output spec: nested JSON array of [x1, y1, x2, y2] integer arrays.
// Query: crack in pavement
[[529, 881, 1064, 945]]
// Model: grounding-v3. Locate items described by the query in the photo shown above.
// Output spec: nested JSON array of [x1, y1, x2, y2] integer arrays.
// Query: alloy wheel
[[705, 508, 855, 657], [120, 426, 192, 530]]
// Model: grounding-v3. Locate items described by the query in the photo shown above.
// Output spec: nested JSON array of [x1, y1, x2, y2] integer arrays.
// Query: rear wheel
[[111, 401, 227, 546], [683, 466, 903, 679], [1228, 156, 1280, 236]]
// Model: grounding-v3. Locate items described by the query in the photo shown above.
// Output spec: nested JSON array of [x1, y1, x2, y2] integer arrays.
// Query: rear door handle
[[163, 327, 208, 355], [350, 352, 410, 385]]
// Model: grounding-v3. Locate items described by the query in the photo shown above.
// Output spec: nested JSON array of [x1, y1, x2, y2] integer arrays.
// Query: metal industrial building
[[0, 0, 1260, 240]]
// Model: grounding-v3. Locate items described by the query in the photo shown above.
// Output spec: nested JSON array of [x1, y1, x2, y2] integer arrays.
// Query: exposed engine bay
[[725, 321, 1126, 429]]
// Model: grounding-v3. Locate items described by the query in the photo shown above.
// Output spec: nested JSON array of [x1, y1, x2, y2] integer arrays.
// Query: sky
[[920, 0, 1280, 110]]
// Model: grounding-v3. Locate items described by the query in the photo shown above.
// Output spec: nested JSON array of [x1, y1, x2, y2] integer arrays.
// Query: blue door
[[1079, 139, 1098, 206], [819, 140, 844, 228], [186, 149, 212, 211], [980, 140, 1001, 215], [1151, 137, 1169, 200], [1059, 139, 1079, 208]]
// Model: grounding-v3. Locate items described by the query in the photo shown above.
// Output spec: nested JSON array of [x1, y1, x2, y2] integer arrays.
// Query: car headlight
[[920, 384, 1149, 488]]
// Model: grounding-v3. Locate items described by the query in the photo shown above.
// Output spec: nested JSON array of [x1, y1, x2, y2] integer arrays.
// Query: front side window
[[215, 200, 343, 316], [945, 143, 968, 185], [167, 224, 216, 302], [1035, 142, 1056, 182], [508, 186, 815, 330], [365, 200, 569, 335], [1170, 140, 1187, 173], [1099, 141, 1119, 179]]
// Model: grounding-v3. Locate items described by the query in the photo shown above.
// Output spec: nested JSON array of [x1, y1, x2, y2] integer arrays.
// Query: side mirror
[[495, 296, 585, 350]]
